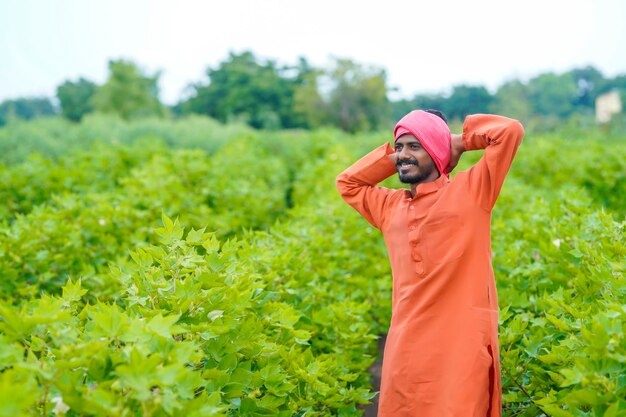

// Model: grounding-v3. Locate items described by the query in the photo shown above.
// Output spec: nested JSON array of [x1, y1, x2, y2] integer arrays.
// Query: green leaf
[[560, 368, 584, 387], [115, 348, 161, 401], [186, 227, 207, 245], [293, 329, 311, 345], [146, 313, 182, 338], [156, 212, 184, 243], [569, 248, 583, 258], [0, 335, 23, 368], [545, 313, 571, 331], [86, 303, 129, 339], [604, 402, 619, 417], [0, 369, 39, 417], [538, 404, 575, 417], [207, 310, 224, 322], [218, 353, 238, 372], [62, 277, 87, 302], [339, 373, 359, 382]]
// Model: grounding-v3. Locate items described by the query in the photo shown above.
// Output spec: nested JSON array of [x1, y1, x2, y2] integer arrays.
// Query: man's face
[[394, 134, 439, 184]]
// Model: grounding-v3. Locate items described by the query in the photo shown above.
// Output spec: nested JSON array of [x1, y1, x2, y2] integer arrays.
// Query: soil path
[[360, 334, 387, 417]]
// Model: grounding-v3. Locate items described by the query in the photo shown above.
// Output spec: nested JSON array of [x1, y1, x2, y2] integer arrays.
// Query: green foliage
[[527, 72, 579, 118], [0, 113, 251, 165], [445, 84, 493, 120], [325, 59, 391, 133], [177, 52, 392, 133], [92, 59, 165, 120], [56, 78, 97, 122], [393, 93, 449, 122], [178, 51, 299, 129], [397, 66, 625, 128], [293, 58, 394, 132], [493, 183, 625, 416], [293, 70, 328, 129], [0, 97, 57, 126], [489, 80, 533, 123], [5, 58, 624, 133], [0, 115, 624, 416], [570, 66, 606, 109]]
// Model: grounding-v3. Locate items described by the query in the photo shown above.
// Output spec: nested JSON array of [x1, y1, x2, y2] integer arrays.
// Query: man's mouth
[[397, 161, 418, 169]]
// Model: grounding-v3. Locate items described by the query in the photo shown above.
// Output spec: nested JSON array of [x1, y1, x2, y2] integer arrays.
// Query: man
[[336, 110, 524, 416]]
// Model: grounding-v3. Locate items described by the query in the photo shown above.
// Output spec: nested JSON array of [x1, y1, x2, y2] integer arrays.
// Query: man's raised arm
[[336, 143, 398, 229], [459, 114, 525, 211]]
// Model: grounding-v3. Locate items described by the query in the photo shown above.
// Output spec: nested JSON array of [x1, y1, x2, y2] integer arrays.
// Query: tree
[[92, 59, 164, 120], [490, 80, 533, 122], [391, 94, 448, 124], [394, 86, 491, 123], [412, 94, 449, 115], [527, 72, 578, 118], [567, 66, 605, 111], [292, 68, 328, 129], [325, 58, 391, 133], [445, 84, 493, 120], [601, 74, 626, 94], [56, 78, 97, 122], [391, 98, 412, 122], [178, 53, 390, 132], [0, 97, 57, 126], [178, 51, 297, 129]]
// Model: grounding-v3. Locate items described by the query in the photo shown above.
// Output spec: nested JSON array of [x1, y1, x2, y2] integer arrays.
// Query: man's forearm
[[459, 114, 525, 210], [336, 143, 397, 229], [462, 114, 524, 152], [336, 143, 397, 192], [446, 133, 465, 173]]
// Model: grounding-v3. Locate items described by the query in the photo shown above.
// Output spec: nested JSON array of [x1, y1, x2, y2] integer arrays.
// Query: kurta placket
[[336, 114, 524, 417]]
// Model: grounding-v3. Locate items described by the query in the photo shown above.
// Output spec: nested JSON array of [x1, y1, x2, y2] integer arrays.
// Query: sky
[[1, 0, 625, 105]]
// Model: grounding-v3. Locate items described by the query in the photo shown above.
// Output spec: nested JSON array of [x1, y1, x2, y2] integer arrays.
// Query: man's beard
[[396, 160, 436, 184]]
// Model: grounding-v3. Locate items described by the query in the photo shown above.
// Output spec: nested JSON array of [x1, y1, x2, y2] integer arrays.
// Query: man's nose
[[398, 147, 410, 160]]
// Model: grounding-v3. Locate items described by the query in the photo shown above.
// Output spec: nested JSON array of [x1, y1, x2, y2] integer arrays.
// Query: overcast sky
[[1, 0, 625, 104]]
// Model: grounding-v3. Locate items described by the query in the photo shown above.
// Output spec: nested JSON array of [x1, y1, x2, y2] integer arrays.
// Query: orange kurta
[[336, 114, 524, 417]]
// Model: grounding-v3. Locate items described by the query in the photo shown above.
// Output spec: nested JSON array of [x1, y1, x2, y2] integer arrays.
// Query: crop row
[[0, 116, 624, 416], [0, 145, 393, 416]]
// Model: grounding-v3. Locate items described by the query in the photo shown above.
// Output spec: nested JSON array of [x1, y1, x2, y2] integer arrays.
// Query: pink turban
[[394, 110, 452, 178]]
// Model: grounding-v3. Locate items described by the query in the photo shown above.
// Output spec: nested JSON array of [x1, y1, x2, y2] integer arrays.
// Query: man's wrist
[[451, 134, 465, 153]]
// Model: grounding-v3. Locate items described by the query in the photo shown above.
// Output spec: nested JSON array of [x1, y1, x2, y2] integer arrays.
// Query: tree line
[[1, 51, 624, 132]]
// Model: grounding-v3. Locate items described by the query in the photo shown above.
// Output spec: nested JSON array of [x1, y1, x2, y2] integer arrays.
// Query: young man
[[336, 110, 524, 417]]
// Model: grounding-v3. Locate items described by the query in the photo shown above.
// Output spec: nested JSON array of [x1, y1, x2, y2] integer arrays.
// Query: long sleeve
[[336, 143, 398, 229], [462, 114, 525, 211]]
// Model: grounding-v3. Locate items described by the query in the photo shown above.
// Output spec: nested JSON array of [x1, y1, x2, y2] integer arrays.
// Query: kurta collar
[[404, 173, 449, 200]]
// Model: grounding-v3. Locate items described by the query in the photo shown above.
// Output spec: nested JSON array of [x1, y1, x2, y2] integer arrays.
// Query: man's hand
[[446, 133, 465, 173]]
